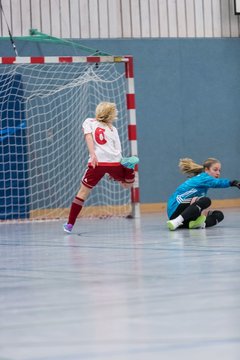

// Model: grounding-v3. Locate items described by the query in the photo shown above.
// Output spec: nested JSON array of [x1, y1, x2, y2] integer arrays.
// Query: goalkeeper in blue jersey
[[167, 158, 240, 231]]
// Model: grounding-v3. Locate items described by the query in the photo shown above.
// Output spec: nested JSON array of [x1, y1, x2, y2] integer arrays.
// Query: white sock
[[170, 215, 184, 229]]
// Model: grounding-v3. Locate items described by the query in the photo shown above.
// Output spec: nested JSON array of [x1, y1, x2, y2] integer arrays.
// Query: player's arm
[[85, 133, 98, 168], [114, 128, 122, 153], [199, 174, 230, 188], [202, 176, 240, 189]]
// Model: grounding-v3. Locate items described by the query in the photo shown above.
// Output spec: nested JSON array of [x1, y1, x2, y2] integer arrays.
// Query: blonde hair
[[179, 157, 220, 177], [95, 102, 117, 123]]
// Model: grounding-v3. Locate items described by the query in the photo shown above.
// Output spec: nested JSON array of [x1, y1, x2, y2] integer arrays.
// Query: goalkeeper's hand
[[230, 180, 240, 189]]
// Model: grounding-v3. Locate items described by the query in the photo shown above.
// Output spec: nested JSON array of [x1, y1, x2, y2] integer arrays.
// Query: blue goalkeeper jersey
[[167, 172, 230, 218]]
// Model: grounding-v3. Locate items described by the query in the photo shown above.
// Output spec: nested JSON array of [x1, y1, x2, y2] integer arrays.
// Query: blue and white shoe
[[121, 156, 139, 169], [63, 223, 73, 233]]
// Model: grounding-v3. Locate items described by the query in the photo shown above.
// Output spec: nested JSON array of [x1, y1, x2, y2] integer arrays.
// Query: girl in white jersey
[[63, 102, 139, 233]]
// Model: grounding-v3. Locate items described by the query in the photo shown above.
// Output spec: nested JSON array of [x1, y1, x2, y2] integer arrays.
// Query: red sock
[[68, 197, 85, 225]]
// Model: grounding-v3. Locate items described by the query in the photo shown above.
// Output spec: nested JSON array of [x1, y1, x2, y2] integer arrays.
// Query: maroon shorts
[[81, 164, 135, 189]]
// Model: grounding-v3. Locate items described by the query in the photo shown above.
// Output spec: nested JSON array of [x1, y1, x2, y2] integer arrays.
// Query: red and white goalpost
[[0, 55, 140, 220]]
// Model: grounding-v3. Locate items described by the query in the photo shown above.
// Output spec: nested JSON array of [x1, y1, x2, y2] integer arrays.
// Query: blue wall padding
[[0, 74, 29, 219]]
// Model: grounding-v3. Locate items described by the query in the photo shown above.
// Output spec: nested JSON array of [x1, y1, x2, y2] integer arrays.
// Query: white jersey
[[82, 118, 122, 164]]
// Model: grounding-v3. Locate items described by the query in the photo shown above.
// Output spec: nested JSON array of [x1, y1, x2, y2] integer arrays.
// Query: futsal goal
[[0, 56, 139, 221]]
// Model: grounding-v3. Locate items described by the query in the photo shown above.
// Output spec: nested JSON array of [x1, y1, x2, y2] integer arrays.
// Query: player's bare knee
[[77, 184, 92, 200]]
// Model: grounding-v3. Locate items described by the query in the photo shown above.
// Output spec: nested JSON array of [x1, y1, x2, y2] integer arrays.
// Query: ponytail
[[179, 158, 203, 176], [179, 157, 220, 177]]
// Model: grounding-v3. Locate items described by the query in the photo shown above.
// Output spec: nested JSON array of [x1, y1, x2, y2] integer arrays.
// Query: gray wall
[[1, 38, 240, 204], [1, 0, 240, 38]]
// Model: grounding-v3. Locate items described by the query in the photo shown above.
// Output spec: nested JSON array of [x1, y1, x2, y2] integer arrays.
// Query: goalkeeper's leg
[[167, 197, 211, 231], [205, 210, 224, 227]]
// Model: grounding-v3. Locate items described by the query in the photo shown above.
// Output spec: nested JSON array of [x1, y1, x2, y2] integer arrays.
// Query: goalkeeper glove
[[230, 180, 240, 189]]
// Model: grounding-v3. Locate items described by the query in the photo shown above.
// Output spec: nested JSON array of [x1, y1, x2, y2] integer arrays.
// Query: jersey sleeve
[[82, 118, 93, 135], [199, 173, 231, 189]]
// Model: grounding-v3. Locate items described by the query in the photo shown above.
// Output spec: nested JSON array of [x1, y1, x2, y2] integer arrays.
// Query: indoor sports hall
[[0, 1, 240, 360]]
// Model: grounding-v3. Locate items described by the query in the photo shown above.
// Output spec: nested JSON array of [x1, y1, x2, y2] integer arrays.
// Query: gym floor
[[0, 209, 240, 360]]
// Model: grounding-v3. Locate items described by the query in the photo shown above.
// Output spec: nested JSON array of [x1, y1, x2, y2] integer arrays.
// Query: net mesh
[[0, 61, 132, 221]]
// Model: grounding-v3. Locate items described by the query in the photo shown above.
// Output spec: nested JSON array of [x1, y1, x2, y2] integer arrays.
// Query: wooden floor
[[0, 209, 240, 360]]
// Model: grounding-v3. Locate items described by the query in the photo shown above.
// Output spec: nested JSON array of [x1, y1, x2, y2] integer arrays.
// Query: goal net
[[0, 56, 139, 221]]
